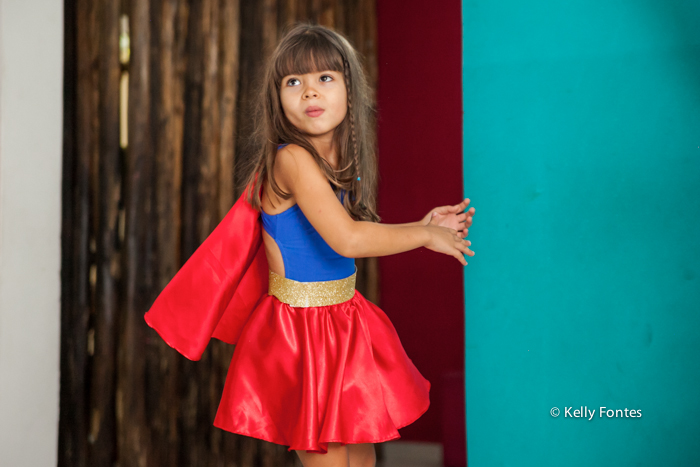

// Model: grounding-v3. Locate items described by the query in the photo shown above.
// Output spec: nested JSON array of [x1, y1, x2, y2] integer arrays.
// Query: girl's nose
[[303, 88, 319, 99]]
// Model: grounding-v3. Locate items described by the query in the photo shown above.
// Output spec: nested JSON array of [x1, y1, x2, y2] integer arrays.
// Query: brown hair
[[239, 22, 381, 223]]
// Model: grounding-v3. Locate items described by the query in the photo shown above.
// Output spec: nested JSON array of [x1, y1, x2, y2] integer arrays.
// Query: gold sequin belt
[[268, 266, 357, 307]]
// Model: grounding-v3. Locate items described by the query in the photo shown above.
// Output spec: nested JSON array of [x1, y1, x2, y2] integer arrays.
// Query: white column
[[0, 0, 63, 465]]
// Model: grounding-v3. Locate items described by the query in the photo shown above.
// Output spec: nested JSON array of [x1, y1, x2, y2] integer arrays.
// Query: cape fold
[[144, 181, 268, 361]]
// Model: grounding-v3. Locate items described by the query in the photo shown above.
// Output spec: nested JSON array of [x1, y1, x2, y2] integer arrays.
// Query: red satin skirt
[[212, 289, 431, 454]]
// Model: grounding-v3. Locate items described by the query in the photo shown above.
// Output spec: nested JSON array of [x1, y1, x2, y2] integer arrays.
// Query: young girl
[[145, 23, 474, 467]]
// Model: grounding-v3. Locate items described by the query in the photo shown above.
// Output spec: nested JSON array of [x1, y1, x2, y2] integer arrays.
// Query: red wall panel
[[376, 0, 465, 448]]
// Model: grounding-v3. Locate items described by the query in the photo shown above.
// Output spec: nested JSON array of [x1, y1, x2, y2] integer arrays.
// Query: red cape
[[144, 182, 268, 361]]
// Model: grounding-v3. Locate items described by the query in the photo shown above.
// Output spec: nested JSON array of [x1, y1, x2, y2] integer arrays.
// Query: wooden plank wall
[[59, 1, 378, 466]]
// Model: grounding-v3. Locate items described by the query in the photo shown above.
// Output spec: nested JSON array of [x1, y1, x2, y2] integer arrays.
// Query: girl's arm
[[383, 221, 421, 228], [370, 202, 475, 231], [274, 145, 471, 263]]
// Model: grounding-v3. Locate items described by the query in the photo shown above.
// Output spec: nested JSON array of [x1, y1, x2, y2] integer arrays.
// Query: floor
[[377, 440, 443, 467], [291, 440, 444, 467]]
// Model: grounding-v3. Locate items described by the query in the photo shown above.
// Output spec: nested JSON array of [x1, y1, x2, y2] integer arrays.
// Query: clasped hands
[[420, 197, 475, 263]]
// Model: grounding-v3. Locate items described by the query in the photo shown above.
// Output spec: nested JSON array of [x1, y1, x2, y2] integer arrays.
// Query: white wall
[[0, 0, 63, 465]]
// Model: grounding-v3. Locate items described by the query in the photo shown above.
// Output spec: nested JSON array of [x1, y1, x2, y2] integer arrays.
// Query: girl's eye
[[286, 75, 333, 87]]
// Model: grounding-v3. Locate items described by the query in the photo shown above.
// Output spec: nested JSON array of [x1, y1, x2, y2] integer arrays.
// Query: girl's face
[[279, 70, 347, 140]]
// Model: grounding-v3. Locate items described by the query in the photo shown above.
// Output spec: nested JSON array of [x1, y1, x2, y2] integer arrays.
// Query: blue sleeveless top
[[261, 143, 356, 282]]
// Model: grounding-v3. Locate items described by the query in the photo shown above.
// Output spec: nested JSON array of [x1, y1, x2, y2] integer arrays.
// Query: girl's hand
[[421, 198, 475, 238], [424, 224, 474, 266]]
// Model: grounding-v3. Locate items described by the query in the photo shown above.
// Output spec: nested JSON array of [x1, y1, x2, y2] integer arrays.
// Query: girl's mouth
[[305, 108, 324, 117]]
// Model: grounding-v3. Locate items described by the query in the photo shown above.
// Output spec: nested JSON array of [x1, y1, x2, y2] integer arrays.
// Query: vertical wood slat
[[356, 0, 379, 306], [279, 0, 299, 30], [210, 1, 242, 464], [218, 0, 240, 214], [147, 0, 188, 465], [58, 0, 90, 464], [118, 0, 152, 465], [234, 0, 264, 186], [88, 0, 122, 465], [262, 0, 278, 57], [198, 0, 220, 465], [319, 0, 334, 28], [179, 0, 208, 464]]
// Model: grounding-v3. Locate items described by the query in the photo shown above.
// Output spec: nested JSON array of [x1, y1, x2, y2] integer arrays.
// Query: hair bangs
[[274, 35, 344, 87]]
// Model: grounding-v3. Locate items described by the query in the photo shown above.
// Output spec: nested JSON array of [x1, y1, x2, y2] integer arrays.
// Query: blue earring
[[357, 177, 361, 181]]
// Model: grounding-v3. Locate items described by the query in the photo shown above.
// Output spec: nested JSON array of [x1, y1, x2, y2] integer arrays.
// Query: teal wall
[[462, 1, 700, 465]]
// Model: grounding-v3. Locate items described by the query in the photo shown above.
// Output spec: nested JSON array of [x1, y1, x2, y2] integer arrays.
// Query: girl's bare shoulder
[[274, 144, 326, 191]]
